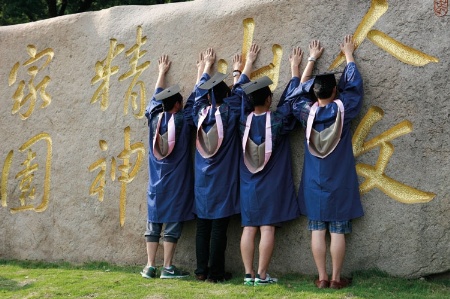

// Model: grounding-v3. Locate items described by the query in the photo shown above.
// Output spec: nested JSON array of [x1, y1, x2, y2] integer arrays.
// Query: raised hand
[[309, 40, 324, 61], [158, 54, 171, 74], [204, 47, 216, 67], [290, 46, 303, 67], [246, 43, 260, 63], [233, 53, 244, 72], [340, 35, 355, 63]]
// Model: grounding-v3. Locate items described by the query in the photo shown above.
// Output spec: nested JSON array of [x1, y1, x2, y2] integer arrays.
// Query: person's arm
[[146, 55, 172, 119], [232, 53, 244, 85], [203, 47, 215, 76], [301, 40, 323, 83], [196, 51, 205, 84], [341, 34, 355, 64], [155, 54, 171, 89], [338, 35, 362, 121], [289, 46, 303, 79], [241, 43, 260, 79]]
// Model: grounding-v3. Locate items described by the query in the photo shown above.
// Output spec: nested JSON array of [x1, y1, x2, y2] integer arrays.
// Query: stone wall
[[0, 0, 449, 278]]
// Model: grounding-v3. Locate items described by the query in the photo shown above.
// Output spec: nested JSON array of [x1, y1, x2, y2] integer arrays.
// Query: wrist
[[232, 70, 242, 77], [308, 56, 317, 62]]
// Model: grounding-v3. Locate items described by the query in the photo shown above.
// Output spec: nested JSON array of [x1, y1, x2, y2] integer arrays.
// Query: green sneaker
[[160, 265, 189, 279], [243, 273, 254, 286], [254, 273, 278, 286], [140, 265, 156, 278]]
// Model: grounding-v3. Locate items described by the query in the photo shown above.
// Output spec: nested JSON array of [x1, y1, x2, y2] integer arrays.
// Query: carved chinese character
[[352, 106, 435, 203], [118, 26, 151, 119], [8, 46, 54, 120]]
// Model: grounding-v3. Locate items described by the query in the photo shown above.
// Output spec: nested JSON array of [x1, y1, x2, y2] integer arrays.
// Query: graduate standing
[[141, 55, 195, 279], [289, 36, 364, 289], [191, 48, 243, 282], [236, 44, 302, 286]]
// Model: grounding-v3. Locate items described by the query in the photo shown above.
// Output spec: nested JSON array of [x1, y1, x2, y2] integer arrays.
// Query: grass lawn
[[0, 260, 449, 298]]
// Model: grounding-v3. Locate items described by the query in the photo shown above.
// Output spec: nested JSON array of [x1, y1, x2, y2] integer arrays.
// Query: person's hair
[[162, 93, 183, 111], [210, 81, 231, 105], [248, 86, 272, 107], [313, 75, 336, 99]]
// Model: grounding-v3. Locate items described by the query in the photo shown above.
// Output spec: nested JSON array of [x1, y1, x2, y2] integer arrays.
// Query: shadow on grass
[[0, 276, 33, 292]]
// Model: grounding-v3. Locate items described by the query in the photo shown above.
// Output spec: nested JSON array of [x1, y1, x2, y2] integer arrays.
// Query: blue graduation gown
[[290, 62, 364, 221], [145, 88, 195, 223], [237, 75, 300, 226], [192, 73, 242, 219]]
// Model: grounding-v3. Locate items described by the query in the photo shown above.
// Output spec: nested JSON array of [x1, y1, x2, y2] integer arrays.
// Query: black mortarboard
[[154, 84, 181, 101], [242, 76, 273, 95], [311, 71, 342, 87], [198, 72, 228, 90]]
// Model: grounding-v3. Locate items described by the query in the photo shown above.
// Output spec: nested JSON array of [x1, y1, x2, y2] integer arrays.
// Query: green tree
[[0, 0, 189, 26]]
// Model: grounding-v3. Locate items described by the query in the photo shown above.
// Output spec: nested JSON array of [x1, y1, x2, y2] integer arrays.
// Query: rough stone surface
[[0, 0, 449, 278]]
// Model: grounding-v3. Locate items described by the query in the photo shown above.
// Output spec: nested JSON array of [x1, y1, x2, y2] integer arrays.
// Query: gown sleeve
[[145, 87, 165, 122], [338, 62, 364, 123], [276, 77, 302, 134], [287, 79, 315, 128], [192, 73, 211, 126]]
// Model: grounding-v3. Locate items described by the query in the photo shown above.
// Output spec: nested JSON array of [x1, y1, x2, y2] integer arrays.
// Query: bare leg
[[163, 241, 177, 268], [146, 241, 159, 267], [311, 230, 328, 281], [240, 226, 257, 276], [257, 225, 275, 279], [330, 233, 346, 281]]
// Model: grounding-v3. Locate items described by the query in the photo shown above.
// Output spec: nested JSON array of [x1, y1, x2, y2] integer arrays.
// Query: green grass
[[0, 260, 448, 298]]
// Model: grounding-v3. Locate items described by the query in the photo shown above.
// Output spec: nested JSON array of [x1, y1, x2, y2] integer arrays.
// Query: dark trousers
[[195, 216, 230, 280]]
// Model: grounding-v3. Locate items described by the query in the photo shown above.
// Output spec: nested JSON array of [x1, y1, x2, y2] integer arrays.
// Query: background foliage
[[0, 0, 190, 25]]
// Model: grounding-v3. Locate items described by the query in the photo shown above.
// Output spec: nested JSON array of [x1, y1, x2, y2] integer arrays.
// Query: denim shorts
[[144, 222, 183, 243], [308, 220, 352, 234]]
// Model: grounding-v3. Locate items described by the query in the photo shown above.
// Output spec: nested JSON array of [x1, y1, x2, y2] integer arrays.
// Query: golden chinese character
[[218, 18, 282, 91], [118, 26, 151, 119], [8, 45, 54, 120], [88, 128, 144, 226], [91, 39, 125, 111], [0, 133, 52, 213], [117, 126, 145, 227], [88, 140, 117, 203], [352, 106, 435, 204], [329, 0, 438, 70], [1, 151, 14, 208]]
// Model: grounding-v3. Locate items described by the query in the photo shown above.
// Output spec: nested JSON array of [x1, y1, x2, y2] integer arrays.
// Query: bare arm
[[301, 40, 324, 83], [155, 54, 171, 89], [289, 46, 303, 78], [341, 34, 355, 64], [242, 43, 260, 78], [196, 51, 205, 84]]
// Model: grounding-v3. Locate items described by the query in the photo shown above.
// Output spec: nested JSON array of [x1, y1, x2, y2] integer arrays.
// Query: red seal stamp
[[434, 0, 448, 17]]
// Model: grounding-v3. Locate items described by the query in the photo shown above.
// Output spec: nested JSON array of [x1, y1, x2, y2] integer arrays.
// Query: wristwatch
[[233, 70, 242, 77]]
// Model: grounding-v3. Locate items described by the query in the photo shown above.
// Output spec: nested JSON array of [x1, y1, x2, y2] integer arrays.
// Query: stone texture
[[0, 0, 448, 278]]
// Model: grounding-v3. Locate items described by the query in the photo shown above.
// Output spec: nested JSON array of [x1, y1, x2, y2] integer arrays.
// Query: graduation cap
[[198, 72, 228, 115], [154, 84, 181, 101], [241, 76, 273, 95], [198, 72, 228, 90], [310, 71, 343, 87]]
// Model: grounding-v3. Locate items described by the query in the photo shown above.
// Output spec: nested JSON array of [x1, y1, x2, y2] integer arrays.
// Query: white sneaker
[[254, 273, 278, 286]]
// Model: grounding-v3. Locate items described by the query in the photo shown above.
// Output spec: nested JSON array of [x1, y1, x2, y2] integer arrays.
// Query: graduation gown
[[237, 75, 300, 226], [145, 87, 195, 223], [192, 73, 242, 219], [290, 62, 364, 221]]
